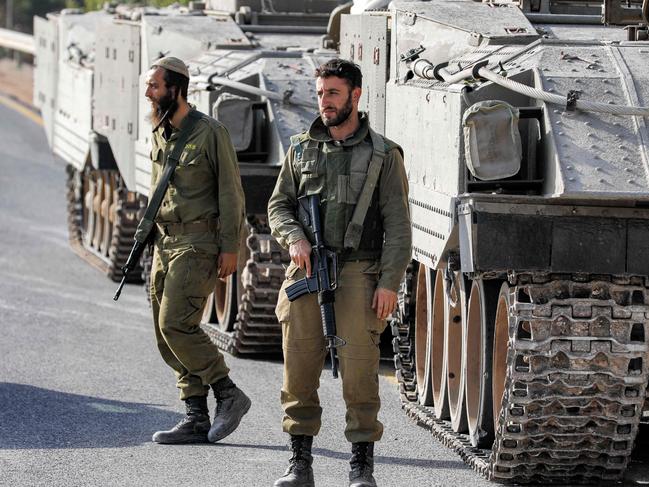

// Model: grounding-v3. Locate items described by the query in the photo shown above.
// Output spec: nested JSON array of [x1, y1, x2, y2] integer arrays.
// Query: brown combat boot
[[152, 395, 210, 444], [273, 435, 315, 487], [207, 376, 251, 442], [349, 442, 377, 487]]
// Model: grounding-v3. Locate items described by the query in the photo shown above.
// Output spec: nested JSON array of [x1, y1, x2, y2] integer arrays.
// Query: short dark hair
[[162, 68, 189, 100], [315, 58, 362, 90]]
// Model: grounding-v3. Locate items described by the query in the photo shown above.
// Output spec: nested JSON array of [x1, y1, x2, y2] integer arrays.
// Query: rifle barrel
[[113, 274, 128, 301]]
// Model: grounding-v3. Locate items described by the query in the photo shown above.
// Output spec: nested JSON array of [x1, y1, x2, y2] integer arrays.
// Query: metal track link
[[491, 279, 649, 484], [402, 402, 491, 476], [107, 193, 142, 283], [205, 219, 289, 355], [392, 275, 649, 484], [391, 263, 417, 402]]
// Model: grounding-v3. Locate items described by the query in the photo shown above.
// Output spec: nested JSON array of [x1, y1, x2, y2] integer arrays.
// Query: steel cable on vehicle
[[206, 75, 318, 109], [477, 67, 649, 116]]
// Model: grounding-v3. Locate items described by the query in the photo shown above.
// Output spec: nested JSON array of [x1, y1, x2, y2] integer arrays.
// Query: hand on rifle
[[372, 287, 397, 320], [289, 239, 312, 277], [218, 252, 238, 279]]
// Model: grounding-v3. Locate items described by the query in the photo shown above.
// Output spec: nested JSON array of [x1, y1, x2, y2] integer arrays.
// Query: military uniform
[[268, 113, 411, 444], [149, 108, 244, 400]]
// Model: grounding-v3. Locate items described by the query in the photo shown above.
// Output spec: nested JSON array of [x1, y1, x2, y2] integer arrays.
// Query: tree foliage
[[1, 0, 190, 33], [1, 0, 67, 33], [70, 0, 190, 10]]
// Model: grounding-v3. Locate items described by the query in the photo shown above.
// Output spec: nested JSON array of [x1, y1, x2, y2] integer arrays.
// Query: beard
[[320, 92, 353, 127], [149, 90, 177, 128]]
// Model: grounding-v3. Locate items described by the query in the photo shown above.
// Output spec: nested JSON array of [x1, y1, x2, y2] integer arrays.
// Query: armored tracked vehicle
[[342, 0, 649, 482], [33, 1, 346, 354]]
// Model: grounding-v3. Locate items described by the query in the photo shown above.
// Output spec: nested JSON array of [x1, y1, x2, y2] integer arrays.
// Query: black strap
[[133, 111, 201, 243]]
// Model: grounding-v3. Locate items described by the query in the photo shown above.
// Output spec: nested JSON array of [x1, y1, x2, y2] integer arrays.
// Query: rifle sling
[[134, 111, 201, 243], [343, 127, 386, 250]]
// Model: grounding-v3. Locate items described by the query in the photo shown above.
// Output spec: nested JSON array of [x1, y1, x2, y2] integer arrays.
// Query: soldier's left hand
[[218, 252, 238, 279], [372, 288, 398, 320]]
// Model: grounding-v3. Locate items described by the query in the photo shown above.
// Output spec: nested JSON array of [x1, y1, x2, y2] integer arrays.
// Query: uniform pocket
[[152, 147, 164, 164], [179, 148, 201, 166], [297, 158, 320, 178], [285, 261, 305, 281], [336, 172, 366, 204], [275, 281, 291, 323], [181, 250, 218, 298], [361, 262, 387, 340], [182, 295, 207, 323], [297, 158, 325, 195]]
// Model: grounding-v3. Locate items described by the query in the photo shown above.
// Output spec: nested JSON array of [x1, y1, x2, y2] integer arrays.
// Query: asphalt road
[[0, 98, 495, 486], [0, 97, 647, 487]]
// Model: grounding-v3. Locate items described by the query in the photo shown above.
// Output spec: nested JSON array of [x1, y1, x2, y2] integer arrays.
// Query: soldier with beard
[[143, 56, 250, 445], [268, 59, 411, 487]]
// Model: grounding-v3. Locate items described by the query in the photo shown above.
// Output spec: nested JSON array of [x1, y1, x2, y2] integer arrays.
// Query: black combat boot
[[349, 442, 377, 487], [152, 395, 210, 444], [273, 435, 315, 487], [207, 376, 252, 442]]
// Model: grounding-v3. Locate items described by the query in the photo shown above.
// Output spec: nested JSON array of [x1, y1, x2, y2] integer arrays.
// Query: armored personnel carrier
[[33, 1, 346, 354], [342, 0, 649, 482]]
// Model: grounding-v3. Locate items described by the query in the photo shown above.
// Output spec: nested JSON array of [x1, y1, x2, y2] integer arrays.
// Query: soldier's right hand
[[289, 239, 312, 277]]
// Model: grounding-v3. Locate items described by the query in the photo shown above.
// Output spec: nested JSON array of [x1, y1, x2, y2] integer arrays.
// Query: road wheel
[[492, 282, 512, 430], [207, 226, 249, 332], [91, 170, 105, 250], [465, 279, 500, 447], [100, 171, 116, 257], [414, 263, 433, 406], [82, 169, 96, 247], [431, 269, 450, 420], [446, 271, 468, 433]]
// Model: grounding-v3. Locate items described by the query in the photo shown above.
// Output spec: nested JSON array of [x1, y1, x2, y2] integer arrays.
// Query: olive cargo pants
[[151, 246, 230, 400], [275, 260, 387, 443]]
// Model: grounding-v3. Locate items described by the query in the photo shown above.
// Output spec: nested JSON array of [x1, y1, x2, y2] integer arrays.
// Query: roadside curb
[[0, 91, 43, 126], [0, 90, 39, 115]]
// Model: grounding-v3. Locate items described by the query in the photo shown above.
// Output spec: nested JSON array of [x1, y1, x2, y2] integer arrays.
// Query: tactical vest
[[290, 127, 400, 257]]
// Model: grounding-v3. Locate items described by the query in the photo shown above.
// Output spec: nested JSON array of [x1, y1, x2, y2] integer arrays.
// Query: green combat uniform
[[150, 108, 244, 400], [268, 113, 411, 444]]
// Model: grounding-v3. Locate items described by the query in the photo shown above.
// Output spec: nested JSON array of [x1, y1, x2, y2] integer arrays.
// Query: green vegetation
[[1, 0, 67, 33], [0, 0, 190, 33], [69, 0, 190, 10]]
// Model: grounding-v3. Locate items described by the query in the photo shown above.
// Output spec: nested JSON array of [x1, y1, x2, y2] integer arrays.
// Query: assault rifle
[[113, 240, 147, 301], [113, 110, 201, 301], [285, 194, 345, 378]]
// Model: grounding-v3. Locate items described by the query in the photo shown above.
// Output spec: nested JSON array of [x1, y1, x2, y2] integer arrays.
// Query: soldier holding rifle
[[117, 56, 251, 445], [268, 59, 411, 487]]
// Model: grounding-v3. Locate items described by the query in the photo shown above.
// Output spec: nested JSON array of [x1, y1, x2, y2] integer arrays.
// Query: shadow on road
[[0, 383, 182, 449], [314, 447, 466, 470], [221, 442, 466, 470]]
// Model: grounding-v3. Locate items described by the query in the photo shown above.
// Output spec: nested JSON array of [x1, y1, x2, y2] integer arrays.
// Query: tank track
[[65, 165, 142, 282], [204, 219, 289, 355], [393, 274, 649, 484], [107, 189, 142, 283], [392, 262, 418, 402]]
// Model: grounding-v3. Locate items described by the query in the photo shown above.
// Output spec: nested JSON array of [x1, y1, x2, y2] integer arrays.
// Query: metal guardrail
[[0, 28, 34, 55]]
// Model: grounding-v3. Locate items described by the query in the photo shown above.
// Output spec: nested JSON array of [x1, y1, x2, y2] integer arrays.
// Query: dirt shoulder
[[0, 57, 34, 107]]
